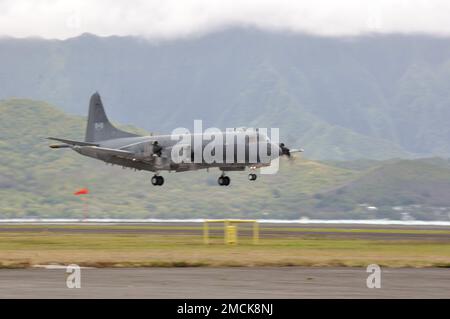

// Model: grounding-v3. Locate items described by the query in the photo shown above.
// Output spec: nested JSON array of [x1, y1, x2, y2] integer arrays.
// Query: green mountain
[[315, 158, 450, 220], [1, 30, 450, 160], [1, 98, 449, 220]]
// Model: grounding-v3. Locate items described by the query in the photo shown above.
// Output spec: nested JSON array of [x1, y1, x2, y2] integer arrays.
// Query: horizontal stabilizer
[[47, 137, 99, 147]]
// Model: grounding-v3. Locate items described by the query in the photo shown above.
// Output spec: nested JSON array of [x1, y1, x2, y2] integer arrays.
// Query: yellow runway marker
[[203, 219, 259, 245]]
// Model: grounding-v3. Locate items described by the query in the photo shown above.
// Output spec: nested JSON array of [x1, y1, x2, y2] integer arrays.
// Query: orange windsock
[[74, 188, 89, 196]]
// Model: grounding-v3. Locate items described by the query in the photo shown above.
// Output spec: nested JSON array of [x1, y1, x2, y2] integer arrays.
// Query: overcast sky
[[1, 0, 450, 39]]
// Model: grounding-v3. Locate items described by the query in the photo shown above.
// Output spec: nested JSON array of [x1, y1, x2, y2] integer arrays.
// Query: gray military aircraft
[[48, 93, 302, 186]]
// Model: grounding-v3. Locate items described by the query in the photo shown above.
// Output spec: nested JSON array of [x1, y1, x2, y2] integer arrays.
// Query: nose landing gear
[[248, 173, 257, 181], [218, 175, 230, 186]]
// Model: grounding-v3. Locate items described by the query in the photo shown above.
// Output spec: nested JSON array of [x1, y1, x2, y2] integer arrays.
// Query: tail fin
[[85, 92, 139, 142]]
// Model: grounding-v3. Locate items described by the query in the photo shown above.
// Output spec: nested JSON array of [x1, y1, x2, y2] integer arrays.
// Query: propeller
[[279, 143, 291, 157], [279, 143, 304, 162], [152, 141, 162, 157]]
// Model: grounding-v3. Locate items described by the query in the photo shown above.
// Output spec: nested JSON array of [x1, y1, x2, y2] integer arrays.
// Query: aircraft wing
[[48, 137, 139, 160], [76, 146, 136, 159]]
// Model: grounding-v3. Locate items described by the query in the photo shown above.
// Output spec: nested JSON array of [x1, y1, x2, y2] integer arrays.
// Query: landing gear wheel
[[151, 175, 164, 186], [218, 176, 230, 186], [248, 173, 257, 181]]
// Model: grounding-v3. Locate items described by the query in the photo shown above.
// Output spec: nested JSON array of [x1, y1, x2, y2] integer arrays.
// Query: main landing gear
[[217, 172, 257, 186], [151, 175, 164, 186], [218, 175, 230, 186]]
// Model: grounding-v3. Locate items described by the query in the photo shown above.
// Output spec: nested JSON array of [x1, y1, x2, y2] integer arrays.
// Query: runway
[[1, 222, 448, 297], [1, 223, 450, 241], [0, 267, 448, 298]]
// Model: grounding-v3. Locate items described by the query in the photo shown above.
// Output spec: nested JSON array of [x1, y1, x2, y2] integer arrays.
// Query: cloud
[[0, 0, 450, 39]]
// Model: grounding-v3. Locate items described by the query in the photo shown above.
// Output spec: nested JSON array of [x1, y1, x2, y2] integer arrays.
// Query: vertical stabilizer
[[85, 92, 139, 142]]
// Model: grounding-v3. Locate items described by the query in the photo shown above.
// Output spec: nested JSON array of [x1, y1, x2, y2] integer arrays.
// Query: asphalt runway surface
[[0, 267, 449, 298], [1, 223, 448, 298], [1, 222, 449, 241]]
